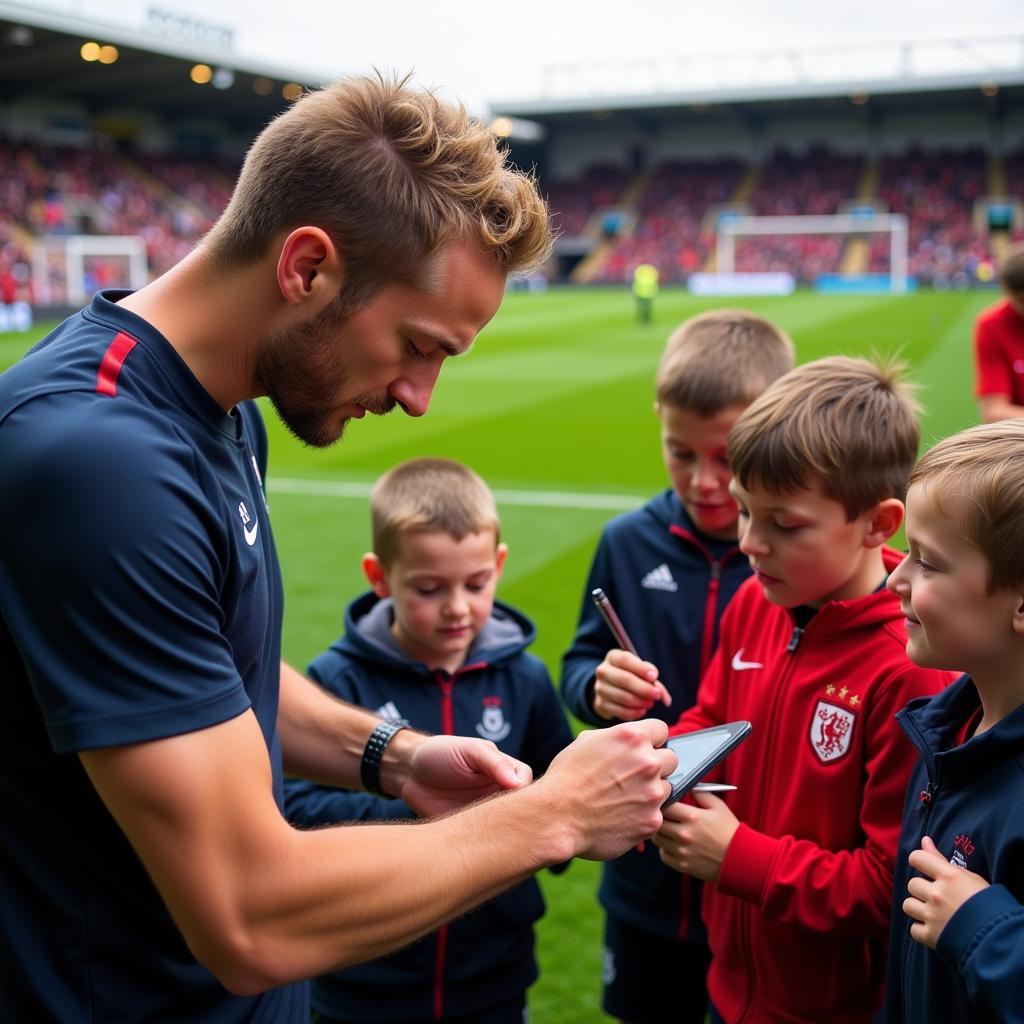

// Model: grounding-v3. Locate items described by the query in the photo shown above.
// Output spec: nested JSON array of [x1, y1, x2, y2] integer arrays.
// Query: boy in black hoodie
[[286, 457, 572, 1024]]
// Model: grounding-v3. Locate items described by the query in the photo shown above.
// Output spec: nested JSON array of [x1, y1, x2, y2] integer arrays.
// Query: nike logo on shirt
[[243, 519, 259, 546], [731, 648, 763, 671]]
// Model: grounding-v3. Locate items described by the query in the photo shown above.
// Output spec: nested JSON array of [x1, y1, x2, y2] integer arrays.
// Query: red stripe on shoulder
[[96, 332, 137, 396]]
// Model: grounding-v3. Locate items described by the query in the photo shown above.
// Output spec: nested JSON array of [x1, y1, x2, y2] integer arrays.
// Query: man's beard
[[254, 312, 395, 448]]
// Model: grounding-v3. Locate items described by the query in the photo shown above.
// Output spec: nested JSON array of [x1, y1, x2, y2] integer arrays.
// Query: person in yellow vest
[[633, 262, 659, 324]]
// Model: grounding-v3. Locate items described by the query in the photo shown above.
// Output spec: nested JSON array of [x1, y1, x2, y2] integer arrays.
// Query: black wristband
[[360, 720, 407, 798]]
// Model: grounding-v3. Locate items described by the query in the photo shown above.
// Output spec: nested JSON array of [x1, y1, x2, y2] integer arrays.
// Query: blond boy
[[287, 458, 573, 1024], [655, 357, 956, 1024], [883, 420, 1024, 1023]]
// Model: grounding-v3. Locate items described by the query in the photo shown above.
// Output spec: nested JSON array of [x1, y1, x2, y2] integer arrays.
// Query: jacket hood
[[330, 590, 536, 674], [795, 545, 909, 635], [645, 488, 686, 531], [647, 488, 741, 550], [899, 673, 1024, 788]]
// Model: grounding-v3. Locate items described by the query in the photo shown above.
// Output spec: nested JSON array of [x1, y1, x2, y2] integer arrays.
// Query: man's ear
[[276, 226, 345, 313], [362, 553, 391, 597], [864, 498, 904, 548]]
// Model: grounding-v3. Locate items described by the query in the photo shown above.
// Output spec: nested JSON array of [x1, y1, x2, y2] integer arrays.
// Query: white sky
[[32, 0, 1024, 113]]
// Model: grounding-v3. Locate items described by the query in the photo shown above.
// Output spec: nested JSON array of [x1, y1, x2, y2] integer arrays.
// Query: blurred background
[[1, 1, 1022, 1018]]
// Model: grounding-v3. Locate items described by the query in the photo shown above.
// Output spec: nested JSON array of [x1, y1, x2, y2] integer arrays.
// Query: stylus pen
[[591, 588, 670, 707], [591, 588, 639, 657]]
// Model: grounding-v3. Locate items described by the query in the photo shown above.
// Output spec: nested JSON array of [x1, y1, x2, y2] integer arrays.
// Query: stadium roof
[[491, 35, 1024, 126], [0, 1, 325, 123]]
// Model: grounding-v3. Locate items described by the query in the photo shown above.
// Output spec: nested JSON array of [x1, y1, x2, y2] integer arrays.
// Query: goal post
[[32, 234, 149, 307], [716, 213, 910, 293]]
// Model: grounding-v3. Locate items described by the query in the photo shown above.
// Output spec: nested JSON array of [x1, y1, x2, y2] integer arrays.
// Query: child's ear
[[863, 498, 904, 548], [362, 553, 391, 597], [1011, 592, 1024, 637], [495, 543, 508, 576]]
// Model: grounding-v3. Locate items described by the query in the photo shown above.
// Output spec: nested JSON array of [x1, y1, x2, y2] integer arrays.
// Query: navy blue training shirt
[[0, 291, 305, 1021]]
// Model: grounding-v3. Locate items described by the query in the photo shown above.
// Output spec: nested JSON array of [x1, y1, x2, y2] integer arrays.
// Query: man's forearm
[[245, 779, 573, 989], [277, 660, 418, 792]]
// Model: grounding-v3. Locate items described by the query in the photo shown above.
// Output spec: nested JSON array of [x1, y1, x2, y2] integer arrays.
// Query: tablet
[[663, 721, 751, 806]]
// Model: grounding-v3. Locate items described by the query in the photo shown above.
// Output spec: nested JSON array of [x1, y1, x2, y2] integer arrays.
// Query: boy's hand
[[904, 835, 990, 949], [593, 649, 671, 721], [399, 735, 532, 818], [652, 789, 739, 881]]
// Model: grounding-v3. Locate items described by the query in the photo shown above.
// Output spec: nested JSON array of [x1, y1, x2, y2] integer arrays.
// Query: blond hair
[[728, 355, 921, 519], [911, 420, 1024, 592], [205, 72, 551, 312], [371, 458, 500, 565], [656, 309, 794, 415]]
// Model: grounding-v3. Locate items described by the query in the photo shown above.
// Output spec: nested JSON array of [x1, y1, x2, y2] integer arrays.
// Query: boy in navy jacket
[[654, 358, 954, 1024], [884, 420, 1024, 1023], [560, 310, 794, 1024], [286, 458, 573, 1024]]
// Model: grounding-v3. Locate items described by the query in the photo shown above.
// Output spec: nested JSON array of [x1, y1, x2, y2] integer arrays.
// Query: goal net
[[31, 234, 149, 307], [715, 213, 910, 293]]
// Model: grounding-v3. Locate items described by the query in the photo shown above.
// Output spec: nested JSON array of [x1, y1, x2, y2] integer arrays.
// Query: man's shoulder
[[2, 389, 196, 488]]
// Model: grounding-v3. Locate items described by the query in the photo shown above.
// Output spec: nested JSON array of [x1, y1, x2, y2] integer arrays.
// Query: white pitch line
[[267, 476, 645, 512]]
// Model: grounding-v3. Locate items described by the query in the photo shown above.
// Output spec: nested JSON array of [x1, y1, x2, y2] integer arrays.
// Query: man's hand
[[534, 719, 675, 861], [593, 649, 671, 721], [904, 835, 990, 949], [399, 735, 532, 818], [652, 789, 740, 881]]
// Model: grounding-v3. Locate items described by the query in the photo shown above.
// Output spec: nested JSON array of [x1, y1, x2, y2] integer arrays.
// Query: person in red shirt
[[653, 357, 956, 1024], [973, 241, 1024, 422]]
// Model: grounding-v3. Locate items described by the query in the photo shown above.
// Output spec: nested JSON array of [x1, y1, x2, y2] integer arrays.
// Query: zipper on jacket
[[667, 528, 743, 940], [898, 715, 941, 1024], [738, 613, 812, 1019], [435, 673, 455, 736], [669, 524, 743, 678]]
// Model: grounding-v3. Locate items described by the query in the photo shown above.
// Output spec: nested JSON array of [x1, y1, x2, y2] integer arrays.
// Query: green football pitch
[[0, 285, 992, 1021]]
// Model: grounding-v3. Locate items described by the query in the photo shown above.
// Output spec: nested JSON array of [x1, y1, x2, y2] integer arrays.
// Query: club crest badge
[[811, 700, 855, 762], [950, 833, 975, 869], [475, 695, 511, 742]]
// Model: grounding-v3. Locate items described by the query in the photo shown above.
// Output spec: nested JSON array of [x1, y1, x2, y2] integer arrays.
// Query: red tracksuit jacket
[[669, 549, 955, 1023]]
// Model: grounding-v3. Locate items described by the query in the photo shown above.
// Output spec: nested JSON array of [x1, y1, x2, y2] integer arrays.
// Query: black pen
[[591, 588, 671, 706]]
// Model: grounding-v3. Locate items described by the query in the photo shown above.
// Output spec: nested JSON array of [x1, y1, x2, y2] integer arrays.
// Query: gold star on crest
[[825, 684, 836, 695], [839, 686, 849, 699], [849, 694, 861, 707]]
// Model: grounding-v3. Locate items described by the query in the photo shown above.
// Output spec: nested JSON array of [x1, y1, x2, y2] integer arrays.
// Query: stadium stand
[[1, 12, 1022, 306]]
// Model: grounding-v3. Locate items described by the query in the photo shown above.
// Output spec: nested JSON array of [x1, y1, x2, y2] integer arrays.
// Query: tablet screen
[[664, 722, 749, 804]]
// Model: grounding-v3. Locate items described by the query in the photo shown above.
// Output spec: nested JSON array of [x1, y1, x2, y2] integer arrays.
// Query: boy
[[883, 420, 1024, 1023], [286, 458, 573, 1024], [973, 240, 1024, 422], [653, 357, 957, 1024], [560, 310, 794, 1024]]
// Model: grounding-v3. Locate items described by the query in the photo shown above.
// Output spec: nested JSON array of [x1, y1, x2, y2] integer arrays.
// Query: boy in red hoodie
[[654, 357, 956, 1024]]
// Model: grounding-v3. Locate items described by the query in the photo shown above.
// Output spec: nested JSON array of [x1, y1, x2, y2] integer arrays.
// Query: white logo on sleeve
[[376, 701, 404, 722], [731, 648, 763, 671], [641, 563, 678, 592], [238, 501, 258, 546]]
